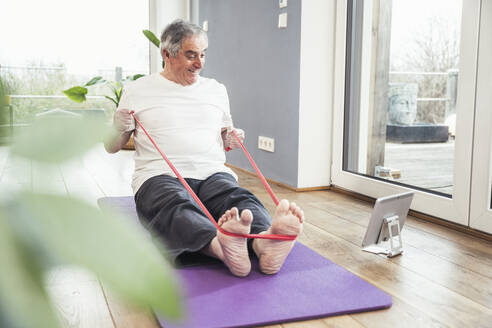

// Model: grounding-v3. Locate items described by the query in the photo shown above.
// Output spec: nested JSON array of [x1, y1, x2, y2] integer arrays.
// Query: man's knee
[[136, 175, 194, 214], [204, 172, 238, 188]]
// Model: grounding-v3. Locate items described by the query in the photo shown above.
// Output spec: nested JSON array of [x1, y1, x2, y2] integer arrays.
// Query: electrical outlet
[[278, 13, 287, 28], [258, 136, 275, 152]]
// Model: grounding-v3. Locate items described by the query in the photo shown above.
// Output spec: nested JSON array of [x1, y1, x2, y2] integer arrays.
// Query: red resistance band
[[130, 111, 297, 241]]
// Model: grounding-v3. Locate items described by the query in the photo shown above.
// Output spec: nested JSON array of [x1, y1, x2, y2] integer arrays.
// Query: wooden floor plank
[[46, 280, 115, 328], [322, 315, 366, 328], [282, 318, 330, 327], [59, 160, 105, 206], [312, 191, 492, 256], [44, 266, 99, 286], [82, 146, 133, 197], [281, 315, 367, 327], [405, 216, 492, 254], [345, 297, 444, 328], [31, 162, 67, 195], [100, 283, 159, 328], [302, 205, 492, 309], [1, 155, 32, 190], [308, 196, 492, 280], [275, 187, 492, 263], [298, 223, 492, 328]]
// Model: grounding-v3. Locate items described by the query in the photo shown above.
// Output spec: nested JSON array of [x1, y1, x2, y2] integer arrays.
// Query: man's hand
[[222, 128, 245, 150], [113, 108, 135, 132]]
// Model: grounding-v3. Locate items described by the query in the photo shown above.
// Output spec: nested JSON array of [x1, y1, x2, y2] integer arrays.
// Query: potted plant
[[63, 30, 161, 150]]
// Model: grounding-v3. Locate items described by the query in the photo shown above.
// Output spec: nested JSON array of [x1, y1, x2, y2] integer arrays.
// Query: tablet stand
[[362, 215, 403, 257]]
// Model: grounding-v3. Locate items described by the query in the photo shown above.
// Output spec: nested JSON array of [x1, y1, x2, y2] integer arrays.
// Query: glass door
[[332, 0, 481, 225], [470, 0, 492, 234]]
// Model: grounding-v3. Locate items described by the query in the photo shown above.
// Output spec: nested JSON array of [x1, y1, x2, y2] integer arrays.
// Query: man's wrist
[[113, 125, 132, 134]]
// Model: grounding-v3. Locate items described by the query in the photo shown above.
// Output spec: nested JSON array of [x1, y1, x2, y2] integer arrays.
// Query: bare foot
[[253, 199, 303, 274], [217, 207, 252, 277]]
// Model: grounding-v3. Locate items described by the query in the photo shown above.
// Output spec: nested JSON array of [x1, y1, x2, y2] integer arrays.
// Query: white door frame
[[331, 0, 482, 225], [470, 0, 492, 233]]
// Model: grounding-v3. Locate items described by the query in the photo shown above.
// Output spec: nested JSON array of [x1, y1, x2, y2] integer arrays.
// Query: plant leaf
[[84, 76, 103, 87], [0, 210, 62, 328], [115, 86, 123, 103], [143, 29, 160, 48], [62, 86, 88, 103], [104, 95, 118, 107], [11, 116, 109, 163], [5, 193, 183, 320], [126, 74, 145, 81]]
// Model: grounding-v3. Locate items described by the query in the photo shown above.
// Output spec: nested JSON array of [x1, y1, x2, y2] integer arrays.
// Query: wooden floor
[[1, 144, 492, 328]]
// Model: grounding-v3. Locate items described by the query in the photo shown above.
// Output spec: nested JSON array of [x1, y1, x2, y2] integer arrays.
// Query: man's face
[[164, 35, 208, 86]]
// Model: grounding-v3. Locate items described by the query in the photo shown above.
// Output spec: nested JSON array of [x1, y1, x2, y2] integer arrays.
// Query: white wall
[[297, 0, 337, 188], [149, 0, 190, 73]]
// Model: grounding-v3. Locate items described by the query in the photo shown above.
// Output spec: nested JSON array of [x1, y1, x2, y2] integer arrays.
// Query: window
[[0, 0, 150, 126], [343, 0, 462, 196]]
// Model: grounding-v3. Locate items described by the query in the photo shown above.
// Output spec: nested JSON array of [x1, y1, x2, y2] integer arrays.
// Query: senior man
[[104, 19, 303, 277]]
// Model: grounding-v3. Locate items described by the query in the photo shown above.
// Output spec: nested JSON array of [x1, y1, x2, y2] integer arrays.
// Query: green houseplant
[[62, 30, 161, 149]]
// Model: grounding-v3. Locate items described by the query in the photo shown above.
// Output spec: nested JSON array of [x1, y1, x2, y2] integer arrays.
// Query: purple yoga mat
[[98, 197, 392, 328]]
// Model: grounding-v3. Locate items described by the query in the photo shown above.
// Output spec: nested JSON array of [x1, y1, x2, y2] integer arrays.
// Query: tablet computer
[[362, 191, 414, 248]]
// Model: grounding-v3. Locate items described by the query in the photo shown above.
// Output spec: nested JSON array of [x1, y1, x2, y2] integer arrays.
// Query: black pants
[[135, 172, 272, 263]]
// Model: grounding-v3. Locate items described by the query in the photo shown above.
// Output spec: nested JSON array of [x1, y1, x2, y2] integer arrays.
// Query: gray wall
[[199, 0, 301, 187]]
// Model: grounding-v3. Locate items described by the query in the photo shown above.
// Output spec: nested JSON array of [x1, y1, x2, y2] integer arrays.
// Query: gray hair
[[160, 19, 207, 57]]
